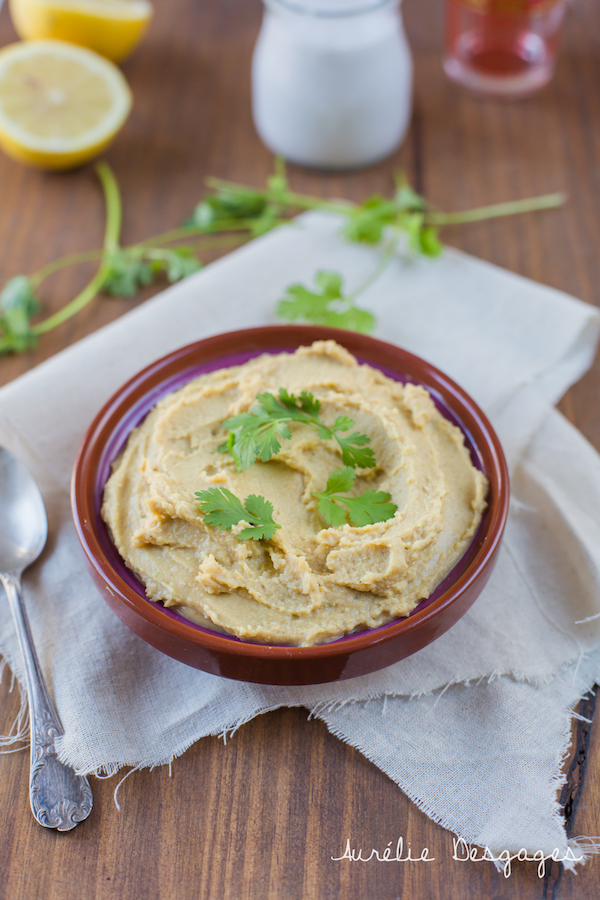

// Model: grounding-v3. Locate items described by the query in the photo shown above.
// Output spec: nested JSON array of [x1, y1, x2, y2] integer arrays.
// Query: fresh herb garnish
[[277, 270, 376, 334], [222, 388, 376, 472], [102, 247, 202, 297], [196, 487, 281, 541], [102, 250, 155, 297], [203, 164, 562, 334], [311, 466, 397, 527], [0, 158, 565, 354], [0, 275, 40, 353]]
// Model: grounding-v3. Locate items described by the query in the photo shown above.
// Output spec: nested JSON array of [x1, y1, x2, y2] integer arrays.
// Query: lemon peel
[[9, 0, 152, 63]]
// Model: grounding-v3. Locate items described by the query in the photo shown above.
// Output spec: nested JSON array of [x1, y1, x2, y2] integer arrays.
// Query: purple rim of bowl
[[93, 346, 488, 648]]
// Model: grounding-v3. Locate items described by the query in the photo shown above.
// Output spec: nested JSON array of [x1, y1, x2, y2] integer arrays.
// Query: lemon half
[[9, 0, 153, 63], [0, 40, 132, 169]]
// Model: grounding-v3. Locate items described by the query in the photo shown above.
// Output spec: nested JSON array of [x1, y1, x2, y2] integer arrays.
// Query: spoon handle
[[2, 573, 93, 831]]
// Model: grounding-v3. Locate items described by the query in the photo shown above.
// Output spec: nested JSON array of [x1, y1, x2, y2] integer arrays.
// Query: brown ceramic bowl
[[72, 325, 509, 685]]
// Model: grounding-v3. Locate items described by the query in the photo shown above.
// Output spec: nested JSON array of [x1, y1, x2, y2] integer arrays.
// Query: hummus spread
[[102, 341, 488, 646]]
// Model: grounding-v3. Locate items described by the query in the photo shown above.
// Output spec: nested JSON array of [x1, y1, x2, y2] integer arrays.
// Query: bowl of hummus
[[72, 325, 509, 685]]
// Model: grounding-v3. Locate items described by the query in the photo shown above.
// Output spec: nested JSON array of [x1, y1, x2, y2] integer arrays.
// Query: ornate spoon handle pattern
[[2, 573, 93, 831]]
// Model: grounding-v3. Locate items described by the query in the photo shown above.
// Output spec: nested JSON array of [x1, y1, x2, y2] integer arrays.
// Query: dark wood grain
[[0, 0, 599, 896]]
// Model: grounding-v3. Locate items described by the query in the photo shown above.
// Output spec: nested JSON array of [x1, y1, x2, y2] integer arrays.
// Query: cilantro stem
[[203, 175, 567, 296], [347, 235, 399, 302], [141, 221, 286, 245], [27, 171, 250, 338], [31, 268, 110, 336], [97, 160, 122, 255], [31, 235, 247, 290], [2, 158, 566, 354], [426, 192, 565, 226], [135, 224, 256, 247], [142, 235, 249, 256], [135, 226, 201, 246], [30, 250, 104, 287], [204, 176, 565, 228], [32, 162, 122, 336]]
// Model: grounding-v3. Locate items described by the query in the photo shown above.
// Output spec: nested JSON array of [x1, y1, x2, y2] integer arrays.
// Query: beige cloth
[[1, 212, 599, 864]]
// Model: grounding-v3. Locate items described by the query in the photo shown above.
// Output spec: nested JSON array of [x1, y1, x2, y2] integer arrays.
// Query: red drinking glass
[[444, 0, 567, 97]]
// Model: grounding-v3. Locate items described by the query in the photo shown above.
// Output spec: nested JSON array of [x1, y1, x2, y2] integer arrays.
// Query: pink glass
[[444, 0, 567, 98]]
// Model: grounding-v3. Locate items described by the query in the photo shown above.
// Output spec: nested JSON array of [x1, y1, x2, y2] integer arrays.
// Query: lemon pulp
[[0, 40, 132, 169]]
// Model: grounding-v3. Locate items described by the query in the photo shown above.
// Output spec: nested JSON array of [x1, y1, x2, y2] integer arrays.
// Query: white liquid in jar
[[252, 0, 413, 170]]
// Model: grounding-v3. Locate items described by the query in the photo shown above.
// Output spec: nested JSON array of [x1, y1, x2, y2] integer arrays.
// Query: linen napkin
[[1, 211, 599, 864]]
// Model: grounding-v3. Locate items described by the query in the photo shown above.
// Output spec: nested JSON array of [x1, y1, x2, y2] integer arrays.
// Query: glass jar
[[251, 0, 412, 170], [444, 0, 568, 98]]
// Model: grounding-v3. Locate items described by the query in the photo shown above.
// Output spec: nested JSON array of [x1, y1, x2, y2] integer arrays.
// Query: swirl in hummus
[[101, 340, 488, 646]]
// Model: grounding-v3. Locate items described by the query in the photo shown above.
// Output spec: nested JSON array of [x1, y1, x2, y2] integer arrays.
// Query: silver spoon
[[0, 446, 93, 831]]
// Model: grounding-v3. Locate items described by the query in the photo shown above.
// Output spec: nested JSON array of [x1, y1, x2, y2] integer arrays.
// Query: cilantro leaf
[[315, 494, 348, 527], [312, 467, 397, 528], [187, 173, 284, 237], [1, 275, 39, 316], [102, 250, 155, 297], [275, 386, 306, 412], [340, 174, 441, 258], [248, 209, 282, 237], [0, 276, 40, 353], [189, 192, 282, 237], [188, 191, 268, 231], [238, 494, 281, 540], [222, 409, 292, 470], [334, 430, 375, 469], [195, 487, 281, 541], [102, 247, 201, 298], [418, 226, 443, 257], [161, 248, 202, 282], [196, 486, 248, 529], [393, 173, 427, 212], [298, 390, 321, 417], [342, 490, 398, 526], [342, 196, 398, 244], [277, 270, 376, 335], [321, 466, 355, 493], [223, 388, 375, 471]]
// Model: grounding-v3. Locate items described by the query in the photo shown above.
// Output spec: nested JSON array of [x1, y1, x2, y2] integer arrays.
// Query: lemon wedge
[[0, 40, 132, 169], [9, 0, 153, 63]]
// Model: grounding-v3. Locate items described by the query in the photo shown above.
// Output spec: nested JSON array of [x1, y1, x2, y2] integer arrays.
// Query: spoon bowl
[[0, 448, 47, 573], [0, 446, 93, 831]]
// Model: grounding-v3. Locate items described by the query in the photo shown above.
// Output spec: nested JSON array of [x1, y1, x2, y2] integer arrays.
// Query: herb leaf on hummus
[[196, 487, 281, 541], [218, 412, 293, 470], [223, 388, 376, 471], [312, 467, 397, 527]]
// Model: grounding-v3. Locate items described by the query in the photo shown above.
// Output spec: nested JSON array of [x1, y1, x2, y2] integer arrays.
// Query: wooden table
[[0, 0, 599, 896]]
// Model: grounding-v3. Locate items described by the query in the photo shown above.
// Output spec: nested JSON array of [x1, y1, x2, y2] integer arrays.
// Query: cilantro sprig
[[0, 158, 565, 355], [102, 247, 202, 297], [195, 487, 281, 541], [0, 164, 249, 354], [312, 467, 397, 527], [195, 468, 396, 541], [222, 388, 376, 472], [203, 164, 563, 335]]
